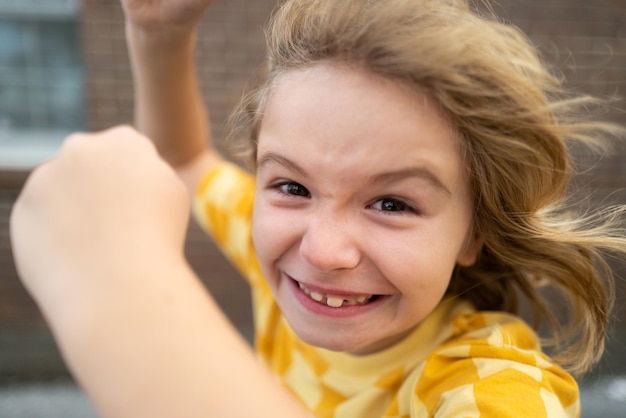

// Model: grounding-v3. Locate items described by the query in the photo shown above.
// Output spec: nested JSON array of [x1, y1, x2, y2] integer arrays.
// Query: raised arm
[[10, 127, 309, 418], [121, 0, 223, 192]]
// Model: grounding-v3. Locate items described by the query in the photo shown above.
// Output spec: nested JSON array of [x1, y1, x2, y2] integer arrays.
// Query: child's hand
[[10, 127, 311, 418], [10, 126, 190, 316], [120, 0, 214, 32]]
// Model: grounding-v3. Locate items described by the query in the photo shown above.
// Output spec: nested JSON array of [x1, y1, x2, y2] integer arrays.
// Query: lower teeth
[[297, 282, 373, 307], [325, 297, 344, 308]]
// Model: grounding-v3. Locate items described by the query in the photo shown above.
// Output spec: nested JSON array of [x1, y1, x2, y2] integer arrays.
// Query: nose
[[299, 212, 361, 273]]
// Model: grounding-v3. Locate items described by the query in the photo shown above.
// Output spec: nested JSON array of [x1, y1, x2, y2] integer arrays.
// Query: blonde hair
[[227, 0, 626, 376]]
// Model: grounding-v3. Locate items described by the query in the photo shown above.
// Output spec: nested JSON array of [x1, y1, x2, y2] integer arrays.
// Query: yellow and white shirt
[[193, 161, 580, 418]]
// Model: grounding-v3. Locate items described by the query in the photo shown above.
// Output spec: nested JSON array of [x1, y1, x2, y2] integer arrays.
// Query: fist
[[10, 126, 190, 310]]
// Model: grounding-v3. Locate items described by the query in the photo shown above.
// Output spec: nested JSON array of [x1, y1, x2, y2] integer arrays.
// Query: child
[[10, 0, 626, 416]]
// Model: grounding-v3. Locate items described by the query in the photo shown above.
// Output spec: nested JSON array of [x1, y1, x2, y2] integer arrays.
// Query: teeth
[[325, 297, 344, 308], [297, 281, 373, 308], [309, 291, 324, 302]]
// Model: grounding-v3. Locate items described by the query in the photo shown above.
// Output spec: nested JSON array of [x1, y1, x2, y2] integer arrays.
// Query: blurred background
[[0, 0, 624, 416]]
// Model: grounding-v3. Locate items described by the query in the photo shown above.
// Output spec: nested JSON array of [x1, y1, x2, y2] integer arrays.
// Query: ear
[[456, 231, 483, 267]]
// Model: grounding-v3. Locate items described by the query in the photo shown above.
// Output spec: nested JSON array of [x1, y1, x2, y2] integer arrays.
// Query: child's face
[[252, 64, 480, 354]]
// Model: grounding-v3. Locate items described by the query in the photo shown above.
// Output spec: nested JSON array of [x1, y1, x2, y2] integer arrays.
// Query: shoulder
[[191, 161, 261, 277], [194, 160, 255, 206], [409, 309, 579, 417], [444, 309, 542, 359], [193, 160, 255, 228]]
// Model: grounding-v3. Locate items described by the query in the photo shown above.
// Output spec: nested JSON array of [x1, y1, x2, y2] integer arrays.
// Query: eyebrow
[[373, 168, 451, 196], [257, 151, 451, 196], [257, 152, 309, 178]]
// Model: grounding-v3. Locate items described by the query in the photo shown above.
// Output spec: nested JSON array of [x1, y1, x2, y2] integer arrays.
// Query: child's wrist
[[43, 254, 190, 344], [126, 21, 197, 51]]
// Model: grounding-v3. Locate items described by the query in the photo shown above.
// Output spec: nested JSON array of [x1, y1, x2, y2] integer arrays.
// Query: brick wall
[[0, 0, 625, 379], [0, 174, 37, 327]]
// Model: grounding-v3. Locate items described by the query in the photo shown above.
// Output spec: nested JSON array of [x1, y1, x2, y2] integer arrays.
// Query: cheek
[[368, 230, 458, 296], [252, 201, 299, 265], [251, 201, 273, 261]]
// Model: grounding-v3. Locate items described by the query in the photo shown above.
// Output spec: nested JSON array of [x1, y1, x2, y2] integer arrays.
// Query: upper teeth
[[298, 282, 373, 308]]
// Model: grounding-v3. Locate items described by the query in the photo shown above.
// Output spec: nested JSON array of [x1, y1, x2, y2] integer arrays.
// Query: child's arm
[[10, 127, 309, 418], [121, 0, 223, 192]]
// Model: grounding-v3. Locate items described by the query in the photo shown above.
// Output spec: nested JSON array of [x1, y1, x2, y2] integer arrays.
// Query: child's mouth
[[297, 281, 378, 308]]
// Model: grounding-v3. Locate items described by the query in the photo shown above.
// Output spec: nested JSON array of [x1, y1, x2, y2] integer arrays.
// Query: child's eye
[[277, 181, 311, 198], [369, 197, 416, 214]]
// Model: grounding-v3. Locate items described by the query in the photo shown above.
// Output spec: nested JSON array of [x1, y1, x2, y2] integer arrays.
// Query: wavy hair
[[227, 0, 626, 376]]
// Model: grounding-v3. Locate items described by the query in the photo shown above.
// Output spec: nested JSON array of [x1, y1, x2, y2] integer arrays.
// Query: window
[[0, 0, 84, 169]]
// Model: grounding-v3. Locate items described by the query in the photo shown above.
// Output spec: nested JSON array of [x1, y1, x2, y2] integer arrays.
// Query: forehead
[[258, 64, 467, 191], [263, 64, 453, 137]]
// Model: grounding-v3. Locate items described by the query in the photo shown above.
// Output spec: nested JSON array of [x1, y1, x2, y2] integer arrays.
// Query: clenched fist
[[10, 126, 190, 319]]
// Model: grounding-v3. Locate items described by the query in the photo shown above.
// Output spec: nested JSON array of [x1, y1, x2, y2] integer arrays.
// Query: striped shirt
[[193, 161, 579, 418]]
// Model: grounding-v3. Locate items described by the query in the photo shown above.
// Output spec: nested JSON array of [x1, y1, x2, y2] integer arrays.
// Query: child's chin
[[292, 326, 376, 354]]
